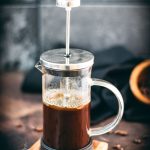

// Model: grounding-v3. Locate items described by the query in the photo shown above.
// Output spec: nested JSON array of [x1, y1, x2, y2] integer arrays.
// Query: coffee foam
[[43, 90, 89, 108]]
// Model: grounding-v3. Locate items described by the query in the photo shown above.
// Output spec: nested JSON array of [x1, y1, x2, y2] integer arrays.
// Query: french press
[[36, 1, 124, 150]]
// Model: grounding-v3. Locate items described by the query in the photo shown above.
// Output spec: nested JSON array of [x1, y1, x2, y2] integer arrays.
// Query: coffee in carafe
[[43, 92, 90, 149]]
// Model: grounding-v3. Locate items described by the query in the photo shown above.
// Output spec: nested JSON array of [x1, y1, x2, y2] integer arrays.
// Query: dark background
[[0, 1, 150, 150], [0, 0, 150, 72]]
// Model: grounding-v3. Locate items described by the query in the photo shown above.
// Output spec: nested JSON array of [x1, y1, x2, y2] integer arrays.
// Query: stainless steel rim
[[41, 139, 93, 150]]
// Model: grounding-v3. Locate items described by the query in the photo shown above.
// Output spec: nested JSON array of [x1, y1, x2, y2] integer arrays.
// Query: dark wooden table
[[0, 72, 150, 150]]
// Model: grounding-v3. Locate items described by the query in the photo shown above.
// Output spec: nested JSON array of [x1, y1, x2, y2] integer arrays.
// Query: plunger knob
[[56, 0, 80, 8]]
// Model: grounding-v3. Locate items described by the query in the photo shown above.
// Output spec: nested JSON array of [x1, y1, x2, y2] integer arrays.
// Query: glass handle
[[89, 78, 124, 137]]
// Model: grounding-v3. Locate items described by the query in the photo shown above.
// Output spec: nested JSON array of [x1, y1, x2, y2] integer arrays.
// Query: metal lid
[[56, 0, 80, 8], [40, 49, 94, 70]]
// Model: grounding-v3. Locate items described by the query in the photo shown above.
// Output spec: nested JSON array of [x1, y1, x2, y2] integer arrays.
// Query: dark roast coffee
[[43, 93, 90, 150]]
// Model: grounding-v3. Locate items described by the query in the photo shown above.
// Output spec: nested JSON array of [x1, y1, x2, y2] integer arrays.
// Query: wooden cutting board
[[29, 139, 108, 150]]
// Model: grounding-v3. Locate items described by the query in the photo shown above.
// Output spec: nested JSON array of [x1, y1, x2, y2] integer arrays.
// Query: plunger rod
[[65, 7, 71, 58], [56, 0, 80, 59], [56, 0, 80, 106]]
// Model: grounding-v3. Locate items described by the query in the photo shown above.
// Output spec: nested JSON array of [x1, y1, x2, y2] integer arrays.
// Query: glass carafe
[[36, 49, 124, 150]]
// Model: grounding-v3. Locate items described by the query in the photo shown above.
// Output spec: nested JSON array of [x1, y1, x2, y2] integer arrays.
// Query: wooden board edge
[[29, 139, 108, 150]]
